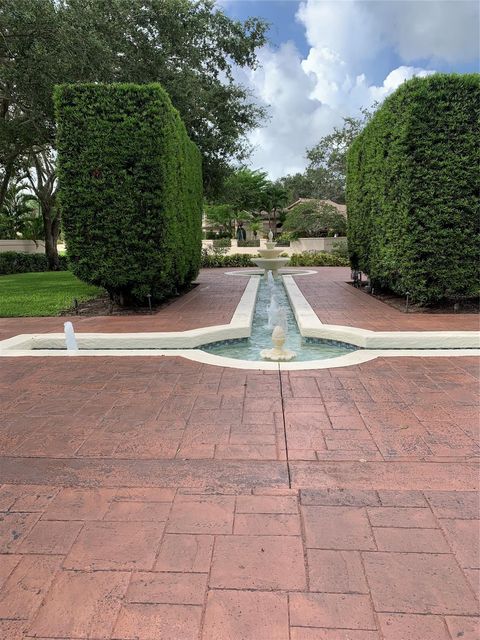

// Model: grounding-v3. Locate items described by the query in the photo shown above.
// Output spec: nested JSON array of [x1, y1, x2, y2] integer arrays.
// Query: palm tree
[[0, 182, 42, 240], [250, 220, 261, 239], [262, 183, 288, 237]]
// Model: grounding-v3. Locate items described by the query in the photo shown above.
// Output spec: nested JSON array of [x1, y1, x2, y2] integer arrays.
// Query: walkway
[[0, 269, 478, 639], [295, 267, 480, 331]]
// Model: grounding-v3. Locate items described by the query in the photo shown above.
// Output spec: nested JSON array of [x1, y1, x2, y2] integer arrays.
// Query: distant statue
[[268, 229, 273, 242], [236, 222, 246, 241]]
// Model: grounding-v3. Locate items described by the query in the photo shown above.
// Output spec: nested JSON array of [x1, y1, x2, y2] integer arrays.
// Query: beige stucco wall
[[0, 240, 46, 254]]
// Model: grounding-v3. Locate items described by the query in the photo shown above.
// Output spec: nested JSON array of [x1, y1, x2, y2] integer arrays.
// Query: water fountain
[[202, 272, 356, 362], [260, 324, 297, 361], [260, 272, 297, 361], [64, 321, 78, 351], [252, 230, 290, 280]]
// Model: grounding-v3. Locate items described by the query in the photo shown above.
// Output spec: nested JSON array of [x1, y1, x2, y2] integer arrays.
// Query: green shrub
[[331, 239, 349, 260], [275, 233, 292, 247], [201, 251, 253, 268], [0, 252, 68, 275], [212, 238, 231, 248], [347, 73, 480, 304], [288, 251, 349, 267], [199, 249, 348, 268], [54, 83, 203, 305], [237, 239, 260, 247]]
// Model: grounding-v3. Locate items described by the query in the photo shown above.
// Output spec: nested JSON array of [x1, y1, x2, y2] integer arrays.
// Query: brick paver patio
[[0, 269, 479, 639]]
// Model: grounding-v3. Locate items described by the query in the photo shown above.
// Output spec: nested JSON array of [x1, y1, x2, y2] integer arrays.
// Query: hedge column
[[347, 73, 479, 304], [54, 83, 203, 304]]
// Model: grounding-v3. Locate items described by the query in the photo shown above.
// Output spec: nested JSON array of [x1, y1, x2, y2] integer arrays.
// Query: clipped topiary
[[54, 83, 202, 305], [347, 73, 480, 304]]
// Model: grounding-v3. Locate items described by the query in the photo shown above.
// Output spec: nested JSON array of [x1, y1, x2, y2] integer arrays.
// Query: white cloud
[[237, 0, 477, 178], [375, 0, 480, 64], [297, 0, 479, 66]]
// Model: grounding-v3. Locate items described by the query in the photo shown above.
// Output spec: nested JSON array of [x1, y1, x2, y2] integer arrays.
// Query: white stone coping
[[282, 275, 480, 350], [0, 346, 478, 371], [1, 272, 479, 370]]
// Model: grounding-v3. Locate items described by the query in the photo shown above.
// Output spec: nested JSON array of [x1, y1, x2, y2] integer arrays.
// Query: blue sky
[[219, 0, 480, 177]]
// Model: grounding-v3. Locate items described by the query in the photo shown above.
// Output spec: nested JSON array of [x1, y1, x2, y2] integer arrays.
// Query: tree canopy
[[276, 108, 375, 206], [282, 201, 347, 239], [0, 0, 268, 265]]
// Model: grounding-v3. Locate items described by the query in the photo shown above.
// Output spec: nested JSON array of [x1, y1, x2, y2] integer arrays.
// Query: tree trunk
[[0, 159, 15, 210], [41, 200, 60, 270]]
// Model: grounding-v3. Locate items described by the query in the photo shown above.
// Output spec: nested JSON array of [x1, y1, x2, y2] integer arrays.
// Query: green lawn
[[0, 271, 103, 317]]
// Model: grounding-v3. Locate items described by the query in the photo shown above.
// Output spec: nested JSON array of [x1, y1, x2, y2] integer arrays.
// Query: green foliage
[[222, 168, 269, 216], [54, 83, 203, 305], [276, 109, 374, 206], [331, 239, 349, 260], [275, 173, 316, 205], [0, 271, 101, 317], [204, 203, 236, 237], [0, 251, 68, 275], [237, 239, 260, 247], [306, 111, 373, 204], [288, 251, 349, 267], [0, 183, 42, 240], [274, 234, 292, 247], [0, 0, 268, 197], [212, 238, 231, 249], [201, 250, 253, 268], [199, 250, 348, 268], [283, 201, 347, 239], [249, 221, 261, 238], [347, 73, 480, 304]]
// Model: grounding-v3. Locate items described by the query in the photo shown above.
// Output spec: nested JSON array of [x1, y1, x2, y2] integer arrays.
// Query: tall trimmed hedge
[[54, 83, 202, 304], [347, 74, 480, 304]]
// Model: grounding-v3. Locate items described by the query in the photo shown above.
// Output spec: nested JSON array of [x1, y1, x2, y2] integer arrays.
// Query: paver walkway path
[[294, 268, 480, 331], [1, 354, 478, 639]]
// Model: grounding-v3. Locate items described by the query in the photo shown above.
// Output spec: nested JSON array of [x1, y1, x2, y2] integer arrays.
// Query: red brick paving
[[0, 310, 479, 638], [294, 267, 480, 331]]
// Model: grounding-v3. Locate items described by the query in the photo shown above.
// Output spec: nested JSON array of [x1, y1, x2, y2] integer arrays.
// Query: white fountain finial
[[260, 324, 296, 361]]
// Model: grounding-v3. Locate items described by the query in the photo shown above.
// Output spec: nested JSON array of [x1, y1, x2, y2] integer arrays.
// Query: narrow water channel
[[201, 276, 357, 362]]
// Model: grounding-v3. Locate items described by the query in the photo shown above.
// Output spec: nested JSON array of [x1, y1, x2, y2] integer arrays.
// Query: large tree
[[0, 0, 268, 267], [305, 108, 375, 204], [277, 109, 375, 207], [222, 168, 269, 218], [261, 182, 288, 235]]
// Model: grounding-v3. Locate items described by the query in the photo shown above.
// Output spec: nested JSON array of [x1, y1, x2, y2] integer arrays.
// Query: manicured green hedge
[[237, 239, 260, 247], [201, 252, 254, 268], [54, 83, 203, 304], [0, 252, 68, 276], [287, 251, 348, 267], [200, 251, 348, 268], [212, 238, 231, 248], [347, 73, 480, 304]]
